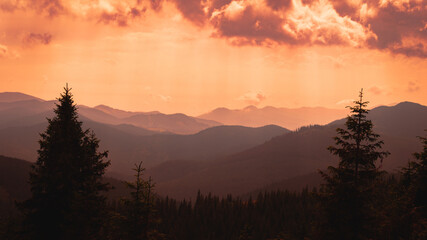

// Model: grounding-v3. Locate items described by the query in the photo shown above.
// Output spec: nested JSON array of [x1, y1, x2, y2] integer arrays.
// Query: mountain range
[[0, 92, 220, 135], [0, 92, 426, 200], [199, 105, 348, 130], [152, 102, 427, 199], [0, 92, 289, 176]]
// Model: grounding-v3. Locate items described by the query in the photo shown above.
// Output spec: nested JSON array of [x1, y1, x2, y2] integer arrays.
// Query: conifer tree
[[122, 161, 156, 240], [400, 132, 427, 238], [319, 89, 389, 239], [410, 132, 427, 209], [20, 85, 110, 239]]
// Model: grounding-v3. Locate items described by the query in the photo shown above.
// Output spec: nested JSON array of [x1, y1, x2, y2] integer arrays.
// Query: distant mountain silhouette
[[79, 105, 222, 134], [199, 105, 347, 130], [154, 102, 427, 199], [328, 102, 427, 137], [0, 119, 288, 176], [94, 104, 145, 118], [0, 92, 43, 102], [0, 92, 221, 134], [0, 91, 425, 200], [119, 113, 220, 135], [0, 99, 56, 128]]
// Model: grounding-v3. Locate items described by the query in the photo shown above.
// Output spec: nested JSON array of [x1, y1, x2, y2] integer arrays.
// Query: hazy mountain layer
[[0, 121, 289, 176], [0, 92, 425, 200], [199, 105, 348, 130], [153, 102, 427, 199], [0, 92, 220, 134]]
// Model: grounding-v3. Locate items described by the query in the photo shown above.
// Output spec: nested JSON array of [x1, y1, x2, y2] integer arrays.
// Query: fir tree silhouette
[[319, 89, 389, 240], [400, 131, 427, 238], [20, 85, 110, 239]]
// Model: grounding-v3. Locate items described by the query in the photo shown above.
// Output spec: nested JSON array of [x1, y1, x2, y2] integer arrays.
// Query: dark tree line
[[152, 189, 316, 240], [0, 87, 426, 239]]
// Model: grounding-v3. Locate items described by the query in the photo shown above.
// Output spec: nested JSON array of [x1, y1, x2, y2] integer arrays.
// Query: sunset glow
[[1, 0, 426, 115]]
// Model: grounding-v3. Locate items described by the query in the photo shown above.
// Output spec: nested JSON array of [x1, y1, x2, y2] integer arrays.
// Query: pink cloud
[[407, 81, 420, 92], [0, 44, 8, 57], [239, 91, 267, 105], [1, 0, 426, 57], [23, 33, 52, 46], [0, 43, 19, 58], [368, 86, 382, 95]]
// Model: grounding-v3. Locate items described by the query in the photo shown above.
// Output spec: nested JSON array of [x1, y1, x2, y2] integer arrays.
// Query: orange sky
[[0, 0, 426, 115]]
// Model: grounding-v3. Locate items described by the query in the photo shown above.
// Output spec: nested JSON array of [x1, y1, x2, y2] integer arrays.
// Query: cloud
[[265, 0, 293, 11], [172, 0, 206, 25], [389, 43, 427, 58], [365, 1, 427, 57], [0, 0, 152, 27], [336, 99, 354, 105], [0, 43, 19, 58], [94, 1, 148, 27], [0, 0, 65, 17], [368, 86, 382, 95], [207, 0, 426, 57], [98, 8, 145, 27], [324, 55, 345, 68], [150, 0, 163, 11], [23, 33, 52, 46], [407, 81, 420, 92], [0, 44, 8, 57], [210, 2, 295, 46], [140, 86, 171, 103], [2, 0, 426, 57], [36, 0, 65, 17], [158, 94, 172, 102], [238, 91, 267, 105], [208, 0, 376, 47]]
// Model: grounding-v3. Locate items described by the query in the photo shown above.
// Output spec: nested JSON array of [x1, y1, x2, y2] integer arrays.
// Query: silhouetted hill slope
[[0, 121, 288, 176], [0, 155, 129, 216], [0, 155, 31, 202], [120, 113, 221, 134], [0, 100, 55, 128], [79, 105, 221, 134], [94, 104, 143, 118], [154, 102, 427, 199], [0, 92, 43, 103], [199, 105, 347, 130], [154, 126, 336, 199], [91, 105, 219, 134], [111, 124, 171, 136], [328, 101, 427, 137]]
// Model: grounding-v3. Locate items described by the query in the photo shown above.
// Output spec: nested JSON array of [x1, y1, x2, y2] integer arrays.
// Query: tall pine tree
[[319, 89, 389, 240], [20, 85, 110, 239]]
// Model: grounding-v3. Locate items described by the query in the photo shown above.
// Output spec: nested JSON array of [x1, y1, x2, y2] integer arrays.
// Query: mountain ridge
[[0, 92, 44, 103], [0, 92, 221, 134], [153, 102, 427, 199], [199, 105, 348, 130]]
